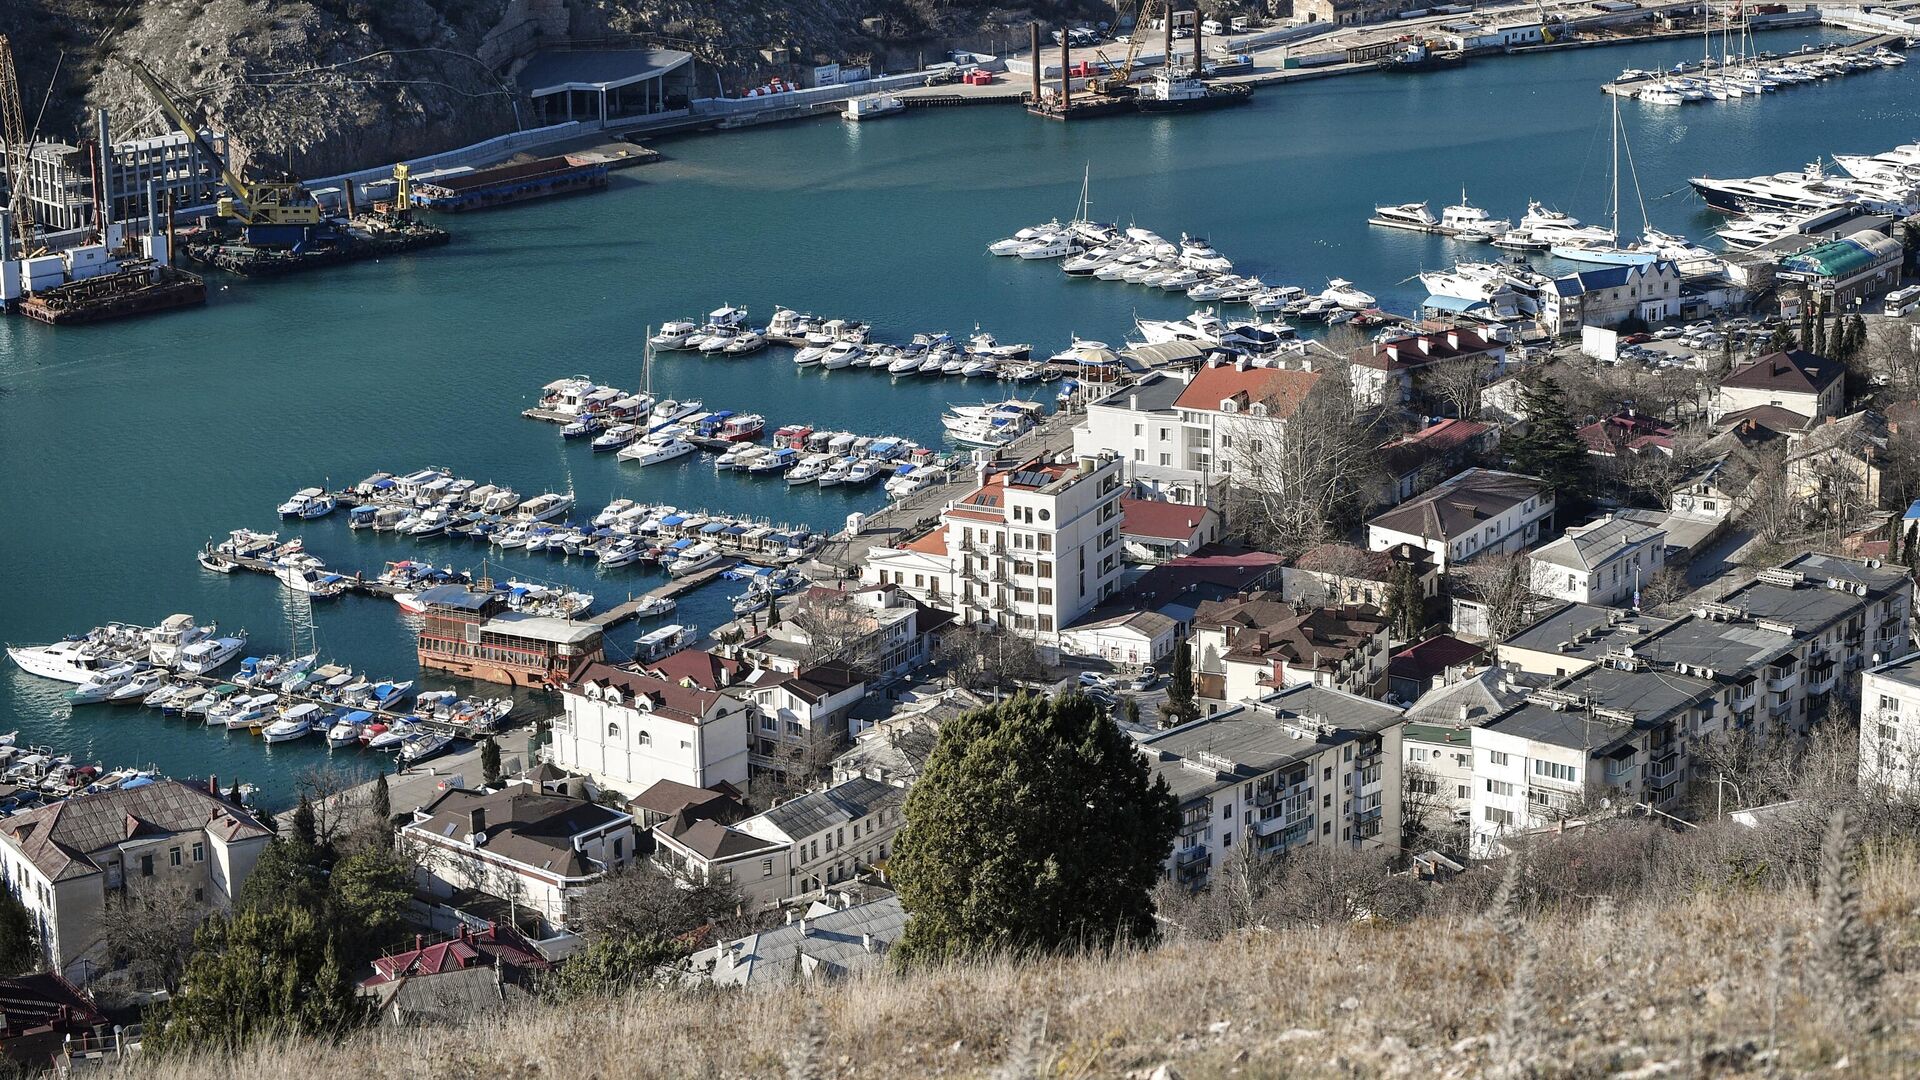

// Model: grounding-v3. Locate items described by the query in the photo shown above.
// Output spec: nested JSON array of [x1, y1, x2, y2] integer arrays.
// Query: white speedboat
[[67, 663, 144, 705], [277, 487, 335, 519], [787, 454, 830, 485], [276, 564, 349, 598], [668, 542, 725, 577], [591, 424, 640, 452], [648, 320, 699, 349], [1319, 278, 1377, 310], [107, 669, 167, 704], [326, 711, 371, 748], [1369, 201, 1441, 231], [620, 437, 696, 466], [262, 703, 323, 744], [820, 342, 862, 369], [1439, 189, 1510, 240], [516, 492, 574, 522]]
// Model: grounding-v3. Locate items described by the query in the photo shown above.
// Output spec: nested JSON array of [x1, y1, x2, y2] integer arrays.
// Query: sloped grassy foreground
[[123, 841, 1920, 1080]]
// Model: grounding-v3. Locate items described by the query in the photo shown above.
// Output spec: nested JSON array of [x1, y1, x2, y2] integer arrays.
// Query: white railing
[[302, 121, 592, 202]]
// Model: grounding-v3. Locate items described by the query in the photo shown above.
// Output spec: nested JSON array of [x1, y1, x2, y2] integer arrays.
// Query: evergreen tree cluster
[[890, 692, 1179, 964], [1504, 375, 1592, 508], [149, 794, 413, 1055]]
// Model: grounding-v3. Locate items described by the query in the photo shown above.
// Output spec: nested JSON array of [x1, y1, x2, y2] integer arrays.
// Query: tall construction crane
[[1089, 0, 1164, 97], [120, 57, 324, 244], [0, 35, 39, 256]]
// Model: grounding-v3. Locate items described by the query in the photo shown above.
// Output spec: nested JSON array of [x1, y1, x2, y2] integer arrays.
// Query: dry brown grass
[[122, 842, 1920, 1080]]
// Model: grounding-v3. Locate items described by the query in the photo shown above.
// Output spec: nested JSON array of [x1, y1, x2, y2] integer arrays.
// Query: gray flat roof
[[1629, 617, 1796, 677], [1486, 663, 1716, 751], [1503, 603, 1676, 665], [1090, 371, 1188, 413], [518, 48, 693, 96], [1867, 650, 1920, 690], [1140, 685, 1404, 803]]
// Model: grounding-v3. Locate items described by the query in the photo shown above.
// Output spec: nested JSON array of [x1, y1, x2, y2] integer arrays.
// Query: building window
[[607, 722, 620, 738], [192, 842, 204, 863], [169, 847, 182, 867], [1533, 760, 1578, 783], [1485, 807, 1514, 825], [141, 854, 154, 877], [1486, 779, 1514, 796], [1488, 750, 1510, 766], [194, 886, 205, 903], [612, 837, 625, 860]]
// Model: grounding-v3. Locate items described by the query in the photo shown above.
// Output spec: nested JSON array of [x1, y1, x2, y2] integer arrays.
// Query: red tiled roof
[[902, 529, 949, 556], [640, 648, 746, 691], [363, 925, 548, 987], [571, 663, 721, 724], [1576, 413, 1676, 457], [1389, 635, 1485, 682], [1351, 328, 1501, 370], [1172, 365, 1320, 417], [1120, 499, 1214, 541]]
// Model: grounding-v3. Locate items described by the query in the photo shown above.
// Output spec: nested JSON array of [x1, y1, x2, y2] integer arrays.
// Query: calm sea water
[[1, 27, 1913, 807]]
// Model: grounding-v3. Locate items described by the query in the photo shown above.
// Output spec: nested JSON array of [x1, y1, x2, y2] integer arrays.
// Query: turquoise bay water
[[1, 28, 1914, 807]]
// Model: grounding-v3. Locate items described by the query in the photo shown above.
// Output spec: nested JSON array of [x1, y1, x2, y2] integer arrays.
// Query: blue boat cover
[[345, 710, 374, 723], [668, 538, 694, 550], [661, 514, 686, 526], [701, 522, 727, 534], [726, 525, 748, 535]]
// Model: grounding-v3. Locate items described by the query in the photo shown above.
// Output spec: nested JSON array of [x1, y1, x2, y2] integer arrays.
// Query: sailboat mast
[[1610, 93, 1620, 241]]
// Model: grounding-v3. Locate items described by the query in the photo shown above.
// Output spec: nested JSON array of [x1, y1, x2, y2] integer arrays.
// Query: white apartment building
[[0, 782, 270, 984], [1070, 363, 1321, 504], [863, 453, 1126, 641], [402, 786, 636, 935], [1139, 685, 1406, 888], [1365, 468, 1553, 571], [1527, 514, 1667, 607], [1860, 652, 1920, 797], [552, 663, 752, 799]]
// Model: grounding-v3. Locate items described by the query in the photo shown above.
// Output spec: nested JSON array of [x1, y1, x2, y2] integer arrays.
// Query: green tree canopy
[[540, 934, 679, 1002], [148, 906, 362, 1055], [0, 888, 37, 976], [891, 692, 1179, 964], [328, 847, 415, 967], [1505, 375, 1592, 506], [1162, 644, 1199, 727], [236, 836, 327, 914], [481, 737, 504, 787]]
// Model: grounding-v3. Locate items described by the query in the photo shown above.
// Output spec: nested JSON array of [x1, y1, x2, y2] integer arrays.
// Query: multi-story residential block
[[1538, 261, 1682, 336], [1070, 364, 1321, 505], [1859, 652, 1920, 796], [1139, 685, 1405, 888], [862, 453, 1126, 641], [1402, 669, 1529, 828], [1188, 594, 1392, 702], [1527, 514, 1667, 607], [402, 786, 636, 935], [1711, 349, 1845, 423], [1365, 468, 1553, 571], [1476, 553, 1912, 852], [653, 776, 906, 907], [0, 782, 270, 983], [742, 583, 936, 679], [1785, 411, 1888, 516], [744, 663, 866, 776], [551, 663, 752, 798]]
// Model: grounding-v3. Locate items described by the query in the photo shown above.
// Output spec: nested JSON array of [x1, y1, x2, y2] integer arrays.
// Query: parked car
[[1127, 671, 1158, 692], [1621, 332, 1654, 345], [1077, 671, 1115, 690]]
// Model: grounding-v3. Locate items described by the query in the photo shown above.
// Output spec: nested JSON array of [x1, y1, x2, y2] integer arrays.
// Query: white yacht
[[262, 703, 323, 744], [820, 342, 863, 369], [1015, 232, 1079, 260], [1369, 202, 1441, 232], [668, 542, 726, 577], [145, 614, 215, 668], [1439, 190, 1511, 240], [516, 492, 575, 522], [989, 221, 1063, 256], [620, 436, 696, 466], [68, 663, 145, 705], [277, 487, 335, 519], [176, 633, 249, 675], [277, 564, 348, 598], [1319, 278, 1377, 310], [1833, 142, 1920, 180], [648, 320, 699, 349]]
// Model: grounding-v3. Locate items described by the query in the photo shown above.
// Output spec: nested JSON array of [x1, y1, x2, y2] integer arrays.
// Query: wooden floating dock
[[586, 563, 736, 628], [206, 550, 417, 600]]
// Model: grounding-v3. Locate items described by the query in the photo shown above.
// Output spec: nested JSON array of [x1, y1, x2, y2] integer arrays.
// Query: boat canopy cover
[[345, 710, 374, 723], [701, 522, 728, 534], [725, 525, 749, 535], [661, 514, 686, 526], [121, 776, 156, 789], [668, 539, 694, 550]]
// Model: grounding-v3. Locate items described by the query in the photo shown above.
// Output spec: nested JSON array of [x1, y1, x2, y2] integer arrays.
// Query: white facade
[[1468, 725, 1595, 855], [864, 454, 1127, 641], [1861, 653, 1920, 797], [403, 795, 637, 934], [1365, 468, 1553, 571], [1527, 516, 1667, 607], [553, 671, 751, 798]]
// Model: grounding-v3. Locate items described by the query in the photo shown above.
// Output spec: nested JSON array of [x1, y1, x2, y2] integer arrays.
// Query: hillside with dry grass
[[116, 836, 1920, 1080]]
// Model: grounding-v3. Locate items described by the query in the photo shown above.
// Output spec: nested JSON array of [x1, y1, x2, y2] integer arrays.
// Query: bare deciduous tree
[[95, 879, 202, 992], [1423, 356, 1493, 420], [1458, 552, 1536, 642], [1224, 363, 1389, 557], [569, 861, 746, 945], [937, 625, 1046, 697]]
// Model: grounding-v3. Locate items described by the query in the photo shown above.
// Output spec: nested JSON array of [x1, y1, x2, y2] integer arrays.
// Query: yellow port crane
[[120, 57, 324, 235], [1088, 0, 1164, 97], [0, 34, 41, 255]]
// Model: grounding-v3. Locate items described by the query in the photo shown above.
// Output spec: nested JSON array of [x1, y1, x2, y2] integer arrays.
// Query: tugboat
[[1133, 65, 1251, 113]]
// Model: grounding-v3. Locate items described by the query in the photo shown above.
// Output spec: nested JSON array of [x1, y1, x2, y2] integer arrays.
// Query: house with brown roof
[[1070, 363, 1320, 506], [1378, 418, 1498, 504], [1365, 467, 1554, 571], [401, 786, 637, 936], [1711, 349, 1845, 423], [0, 780, 270, 984], [1786, 410, 1889, 516], [743, 663, 868, 778], [551, 663, 753, 800], [1348, 327, 1507, 409], [1120, 498, 1220, 563], [628, 779, 745, 830], [653, 776, 906, 908], [1576, 410, 1675, 460], [1281, 541, 1439, 610], [1189, 591, 1392, 701]]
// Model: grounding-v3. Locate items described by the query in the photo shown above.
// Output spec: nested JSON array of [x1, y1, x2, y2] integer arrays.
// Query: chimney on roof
[[208, 774, 218, 797], [798, 916, 809, 934], [1235, 356, 1250, 372], [1208, 353, 1225, 368], [468, 806, 486, 837], [415, 934, 425, 953], [862, 931, 875, 953], [1129, 393, 1139, 410], [1458, 703, 1471, 723]]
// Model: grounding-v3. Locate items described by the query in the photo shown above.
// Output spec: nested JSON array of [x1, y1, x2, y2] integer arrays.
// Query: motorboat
[[165, 685, 210, 716], [767, 308, 815, 338], [1369, 201, 1441, 232], [722, 330, 767, 356], [719, 414, 766, 441], [1178, 234, 1233, 272], [218, 693, 277, 730], [596, 539, 647, 568], [990, 221, 1063, 255], [277, 487, 336, 519], [1319, 278, 1377, 310], [1015, 232, 1079, 260], [630, 595, 677, 619], [591, 424, 640, 452], [186, 684, 236, 721], [366, 721, 415, 751], [107, 669, 167, 704], [620, 436, 696, 466], [516, 492, 574, 522], [327, 710, 373, 748], [748, 447, 799, 474], [481, 488, 521, 515], [648, 320, 699, 349], [651, 398, 704, 425], [262, 703, 323, 744], [276, 564, 349, 598], [398, 732, 456, 767], [405, 507, 451, 537], [668, 542, 726, 576], [67, 663, 144, 705], [1439, 189, 1510, 240], [141, 613, 214, 669], [820, 342, 863, 369], [635, 623, 694, 661], [697, 325, 740, 353], [887, 352, 925, 375], [816, 459, 851, 486], [846, 459, 881, 484], [787, 454, 830, 485]]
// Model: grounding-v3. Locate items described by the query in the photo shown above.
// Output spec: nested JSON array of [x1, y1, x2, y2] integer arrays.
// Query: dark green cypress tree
[[290, 794, 317, 849], [0, 888, 37, 975], [481, 737, 503, 788], [1799, 304, 1813, 352], [1163, 643, 1199, 727], [890, 692, 1179, 963], [1505, 375, 1592, 505]]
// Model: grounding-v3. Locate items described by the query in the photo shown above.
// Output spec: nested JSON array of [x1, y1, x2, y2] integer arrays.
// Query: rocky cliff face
[[15, 0, 1104, 178]]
